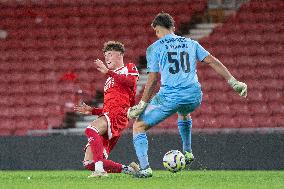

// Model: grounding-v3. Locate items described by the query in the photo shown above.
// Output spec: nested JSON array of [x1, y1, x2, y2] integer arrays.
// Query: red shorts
[[101, 110, 128, 154], [85, 110, 129, 159]]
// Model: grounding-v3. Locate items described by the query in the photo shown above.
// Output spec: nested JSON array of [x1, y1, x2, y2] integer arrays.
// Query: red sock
[[85, 127, 104, 162], [102, 159, 123, 173]]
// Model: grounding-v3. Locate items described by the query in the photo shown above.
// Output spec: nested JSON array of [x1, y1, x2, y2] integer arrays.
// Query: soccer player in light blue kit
[[128, 13, 247, 178]]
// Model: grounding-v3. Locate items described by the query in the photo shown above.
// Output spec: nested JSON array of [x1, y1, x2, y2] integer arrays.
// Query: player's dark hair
[[103, 41, 125, 54], [151, 12, 175, 29]]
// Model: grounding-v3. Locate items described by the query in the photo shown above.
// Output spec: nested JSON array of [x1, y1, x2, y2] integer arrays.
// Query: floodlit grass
[[0, 170, 283, 189]]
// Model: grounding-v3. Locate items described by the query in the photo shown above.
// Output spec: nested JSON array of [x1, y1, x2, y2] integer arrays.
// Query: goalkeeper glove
[[127, 101, 148, 119], [228, 77, 248, 98]]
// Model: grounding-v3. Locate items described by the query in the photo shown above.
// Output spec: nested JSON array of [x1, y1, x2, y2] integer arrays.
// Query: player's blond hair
[[103, 41, 125, 54]]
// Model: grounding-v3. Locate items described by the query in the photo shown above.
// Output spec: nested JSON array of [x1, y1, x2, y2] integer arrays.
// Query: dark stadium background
[[0, 0, 283, 170]]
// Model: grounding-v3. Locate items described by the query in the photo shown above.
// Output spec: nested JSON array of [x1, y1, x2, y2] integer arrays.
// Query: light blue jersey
[[139, 33, 210, 126], [146, 33, 209, 104]]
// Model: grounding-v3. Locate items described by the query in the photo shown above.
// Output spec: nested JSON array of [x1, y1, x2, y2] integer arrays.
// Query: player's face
[[104, 51, 123, 70]]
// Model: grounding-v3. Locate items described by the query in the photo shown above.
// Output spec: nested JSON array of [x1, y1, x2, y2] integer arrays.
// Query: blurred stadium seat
[[0, 0, 206, 135], [0, 0, 283, 135], [197, 0, 284, 129]]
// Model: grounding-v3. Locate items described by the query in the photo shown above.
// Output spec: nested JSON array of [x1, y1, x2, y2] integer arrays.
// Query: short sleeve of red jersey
[[126, 63, 139, 76]]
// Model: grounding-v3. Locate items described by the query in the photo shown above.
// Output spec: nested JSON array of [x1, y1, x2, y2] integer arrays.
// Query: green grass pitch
[[1, 170, 283, 189]]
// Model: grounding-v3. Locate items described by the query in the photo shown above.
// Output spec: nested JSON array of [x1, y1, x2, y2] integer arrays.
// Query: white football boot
[[122, 162, 140, 175], [134, 166, 153, 178]]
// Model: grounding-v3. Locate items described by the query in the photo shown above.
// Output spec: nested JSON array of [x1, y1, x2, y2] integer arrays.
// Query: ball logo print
[[163, 150, 186, 173]]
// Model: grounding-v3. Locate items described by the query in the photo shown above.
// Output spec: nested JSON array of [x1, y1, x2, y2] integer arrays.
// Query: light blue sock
[[177, 119, 192, 153], [133, 133, 149, 170]]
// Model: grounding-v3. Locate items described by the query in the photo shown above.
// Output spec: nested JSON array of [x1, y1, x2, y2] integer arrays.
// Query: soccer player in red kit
[[74, 41, 139, 177]]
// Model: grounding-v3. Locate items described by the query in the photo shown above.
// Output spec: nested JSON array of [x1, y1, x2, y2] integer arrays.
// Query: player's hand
[[94, 59, 109, 74], [74, 102, 93, 115], [127, 101, 148, 119], [228, 77, 247, 98]]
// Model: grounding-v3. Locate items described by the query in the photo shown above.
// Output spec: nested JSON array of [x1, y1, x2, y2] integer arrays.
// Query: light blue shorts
[[139, 93, 201, 127]]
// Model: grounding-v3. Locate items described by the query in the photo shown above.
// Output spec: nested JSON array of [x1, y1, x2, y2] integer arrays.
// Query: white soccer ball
[[163, 150, 186, 173]]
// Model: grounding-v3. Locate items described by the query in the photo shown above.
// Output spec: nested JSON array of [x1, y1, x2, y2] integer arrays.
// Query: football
[[163, 150, 186, 173]]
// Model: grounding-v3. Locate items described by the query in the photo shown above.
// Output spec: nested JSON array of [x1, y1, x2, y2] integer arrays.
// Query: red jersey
[[88, 63, 138, 153], [103, 63, 139, 114]]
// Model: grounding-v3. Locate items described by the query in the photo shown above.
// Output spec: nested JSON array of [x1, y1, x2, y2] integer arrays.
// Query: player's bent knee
[[83, 160, 95, 171], [85, 125, 99, 137], [90, 116, 108, 135]]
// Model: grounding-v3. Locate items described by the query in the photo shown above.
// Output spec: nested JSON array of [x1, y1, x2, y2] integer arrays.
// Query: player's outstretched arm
[[74, 102, 93, 115], [128, 72, 159, 119], [74, 102, 103, 115], [203, 54, 247, 98]]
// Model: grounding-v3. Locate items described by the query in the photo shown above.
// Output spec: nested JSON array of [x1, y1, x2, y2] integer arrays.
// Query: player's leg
[[84, 115, 139, 176], [84, 116, 109, 177], [177, 113, 195, 166], [133, 120, 151, 175], [102, 159, 140, 174], [177, 101, 201, 167], [133, 94, 178, 178], [83, 145, 139, 175], [178, 113, 193, 153], [85, 116, 107, 162], [83, 145, 95, 171]]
